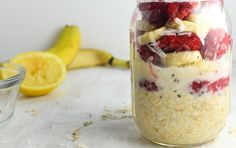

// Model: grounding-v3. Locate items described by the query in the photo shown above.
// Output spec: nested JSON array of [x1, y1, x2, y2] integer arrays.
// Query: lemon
[[0, 63, 22, 80], [11, 51, 66, 97]]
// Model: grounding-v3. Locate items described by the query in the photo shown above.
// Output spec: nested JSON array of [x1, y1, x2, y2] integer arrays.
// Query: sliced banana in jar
[[167, 18, 209, 37], [191, 60, 218, 73], [163, 51, 202, 67], [136, 20, 157, 32], [138, 27, 166, 45]]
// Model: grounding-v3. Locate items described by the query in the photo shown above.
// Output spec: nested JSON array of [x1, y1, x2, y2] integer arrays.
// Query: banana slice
[[192, 60, 218, 73], [138, 27, 166, 45], [136, 20, 157, 32], [163, 51, 202, 67], [167, 18, 209, 37]]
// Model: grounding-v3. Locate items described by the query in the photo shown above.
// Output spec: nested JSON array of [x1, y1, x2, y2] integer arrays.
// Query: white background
[[0, 0, 234, 61]]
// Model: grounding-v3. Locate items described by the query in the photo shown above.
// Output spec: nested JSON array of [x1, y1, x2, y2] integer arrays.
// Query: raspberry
[[158, 32, 203, 53], [207, 77, 230, 93], [138, 45, 161, 65], [201, 29, 231, 60], [191, 80, 209, 94], [139, 2, 166, 11], [139, 79, 158, 92], [190, 77, 230, 94], [138, 2, 168, 28], [139, 2, 198, 27], [167, 2, 198, 20]]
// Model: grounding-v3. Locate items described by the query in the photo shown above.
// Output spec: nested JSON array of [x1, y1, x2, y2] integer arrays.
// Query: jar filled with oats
[[130, 0, 232, 147]]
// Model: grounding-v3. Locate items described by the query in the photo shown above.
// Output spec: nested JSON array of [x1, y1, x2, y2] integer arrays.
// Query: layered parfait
[[131, 0, 232, 146]]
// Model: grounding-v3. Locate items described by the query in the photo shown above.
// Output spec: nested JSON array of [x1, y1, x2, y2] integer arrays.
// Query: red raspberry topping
[[139, 2, 166, 11], [190, 77, 230, 94], [191, 80, 210, 94], [207, 77, 230, 93], [201, 29, 231, 60], [139, 79, 158, 92], [138, 45, 162, 65], [167, 2, 198, 20], [138, 2, 168, 28], [158, 32, 203, 53]]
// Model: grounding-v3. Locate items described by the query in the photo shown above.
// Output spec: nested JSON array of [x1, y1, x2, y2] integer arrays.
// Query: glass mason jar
[[130, 0, 232, 147]]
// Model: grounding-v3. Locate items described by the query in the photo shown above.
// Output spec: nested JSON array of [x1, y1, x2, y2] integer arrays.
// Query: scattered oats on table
[[116, 107, 131, 114], [71, 129, 80, 142], [101, 113, 118, 120], [83, 121, 93, 127], [101, 106, 132, 121]]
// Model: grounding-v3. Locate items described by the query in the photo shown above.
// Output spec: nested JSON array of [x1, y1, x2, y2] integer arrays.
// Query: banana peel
[[47, 26, 129, 70], [68, 49, 130, 70], [48, 25, 81, 66]]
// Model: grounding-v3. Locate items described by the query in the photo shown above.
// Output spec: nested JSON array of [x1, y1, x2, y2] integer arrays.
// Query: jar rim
[[0, 61, 25, 89]]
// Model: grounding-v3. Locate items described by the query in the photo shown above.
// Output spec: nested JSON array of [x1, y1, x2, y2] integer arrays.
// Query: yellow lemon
[[0, 62, 23, 80], [11, 51, 66, 97]]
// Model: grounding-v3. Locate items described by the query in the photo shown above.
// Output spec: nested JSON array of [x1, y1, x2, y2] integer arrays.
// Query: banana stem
[[108, 57, 130, 68]]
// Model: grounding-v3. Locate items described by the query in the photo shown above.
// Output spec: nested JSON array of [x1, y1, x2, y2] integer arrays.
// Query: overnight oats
[[130, 0, 232, 147]]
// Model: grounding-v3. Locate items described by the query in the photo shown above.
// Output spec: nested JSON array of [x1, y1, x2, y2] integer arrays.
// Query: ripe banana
[[136, 20, 157, 32], [48, 25, 81, 66], [163, 51, 202, 67], [138, 27, 166, 45], [68, 49, 130, 69]]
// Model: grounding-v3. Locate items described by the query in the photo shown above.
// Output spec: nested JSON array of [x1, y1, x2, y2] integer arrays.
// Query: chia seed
[[177, 94, 181, 98], [174, 79, 180, 83]]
